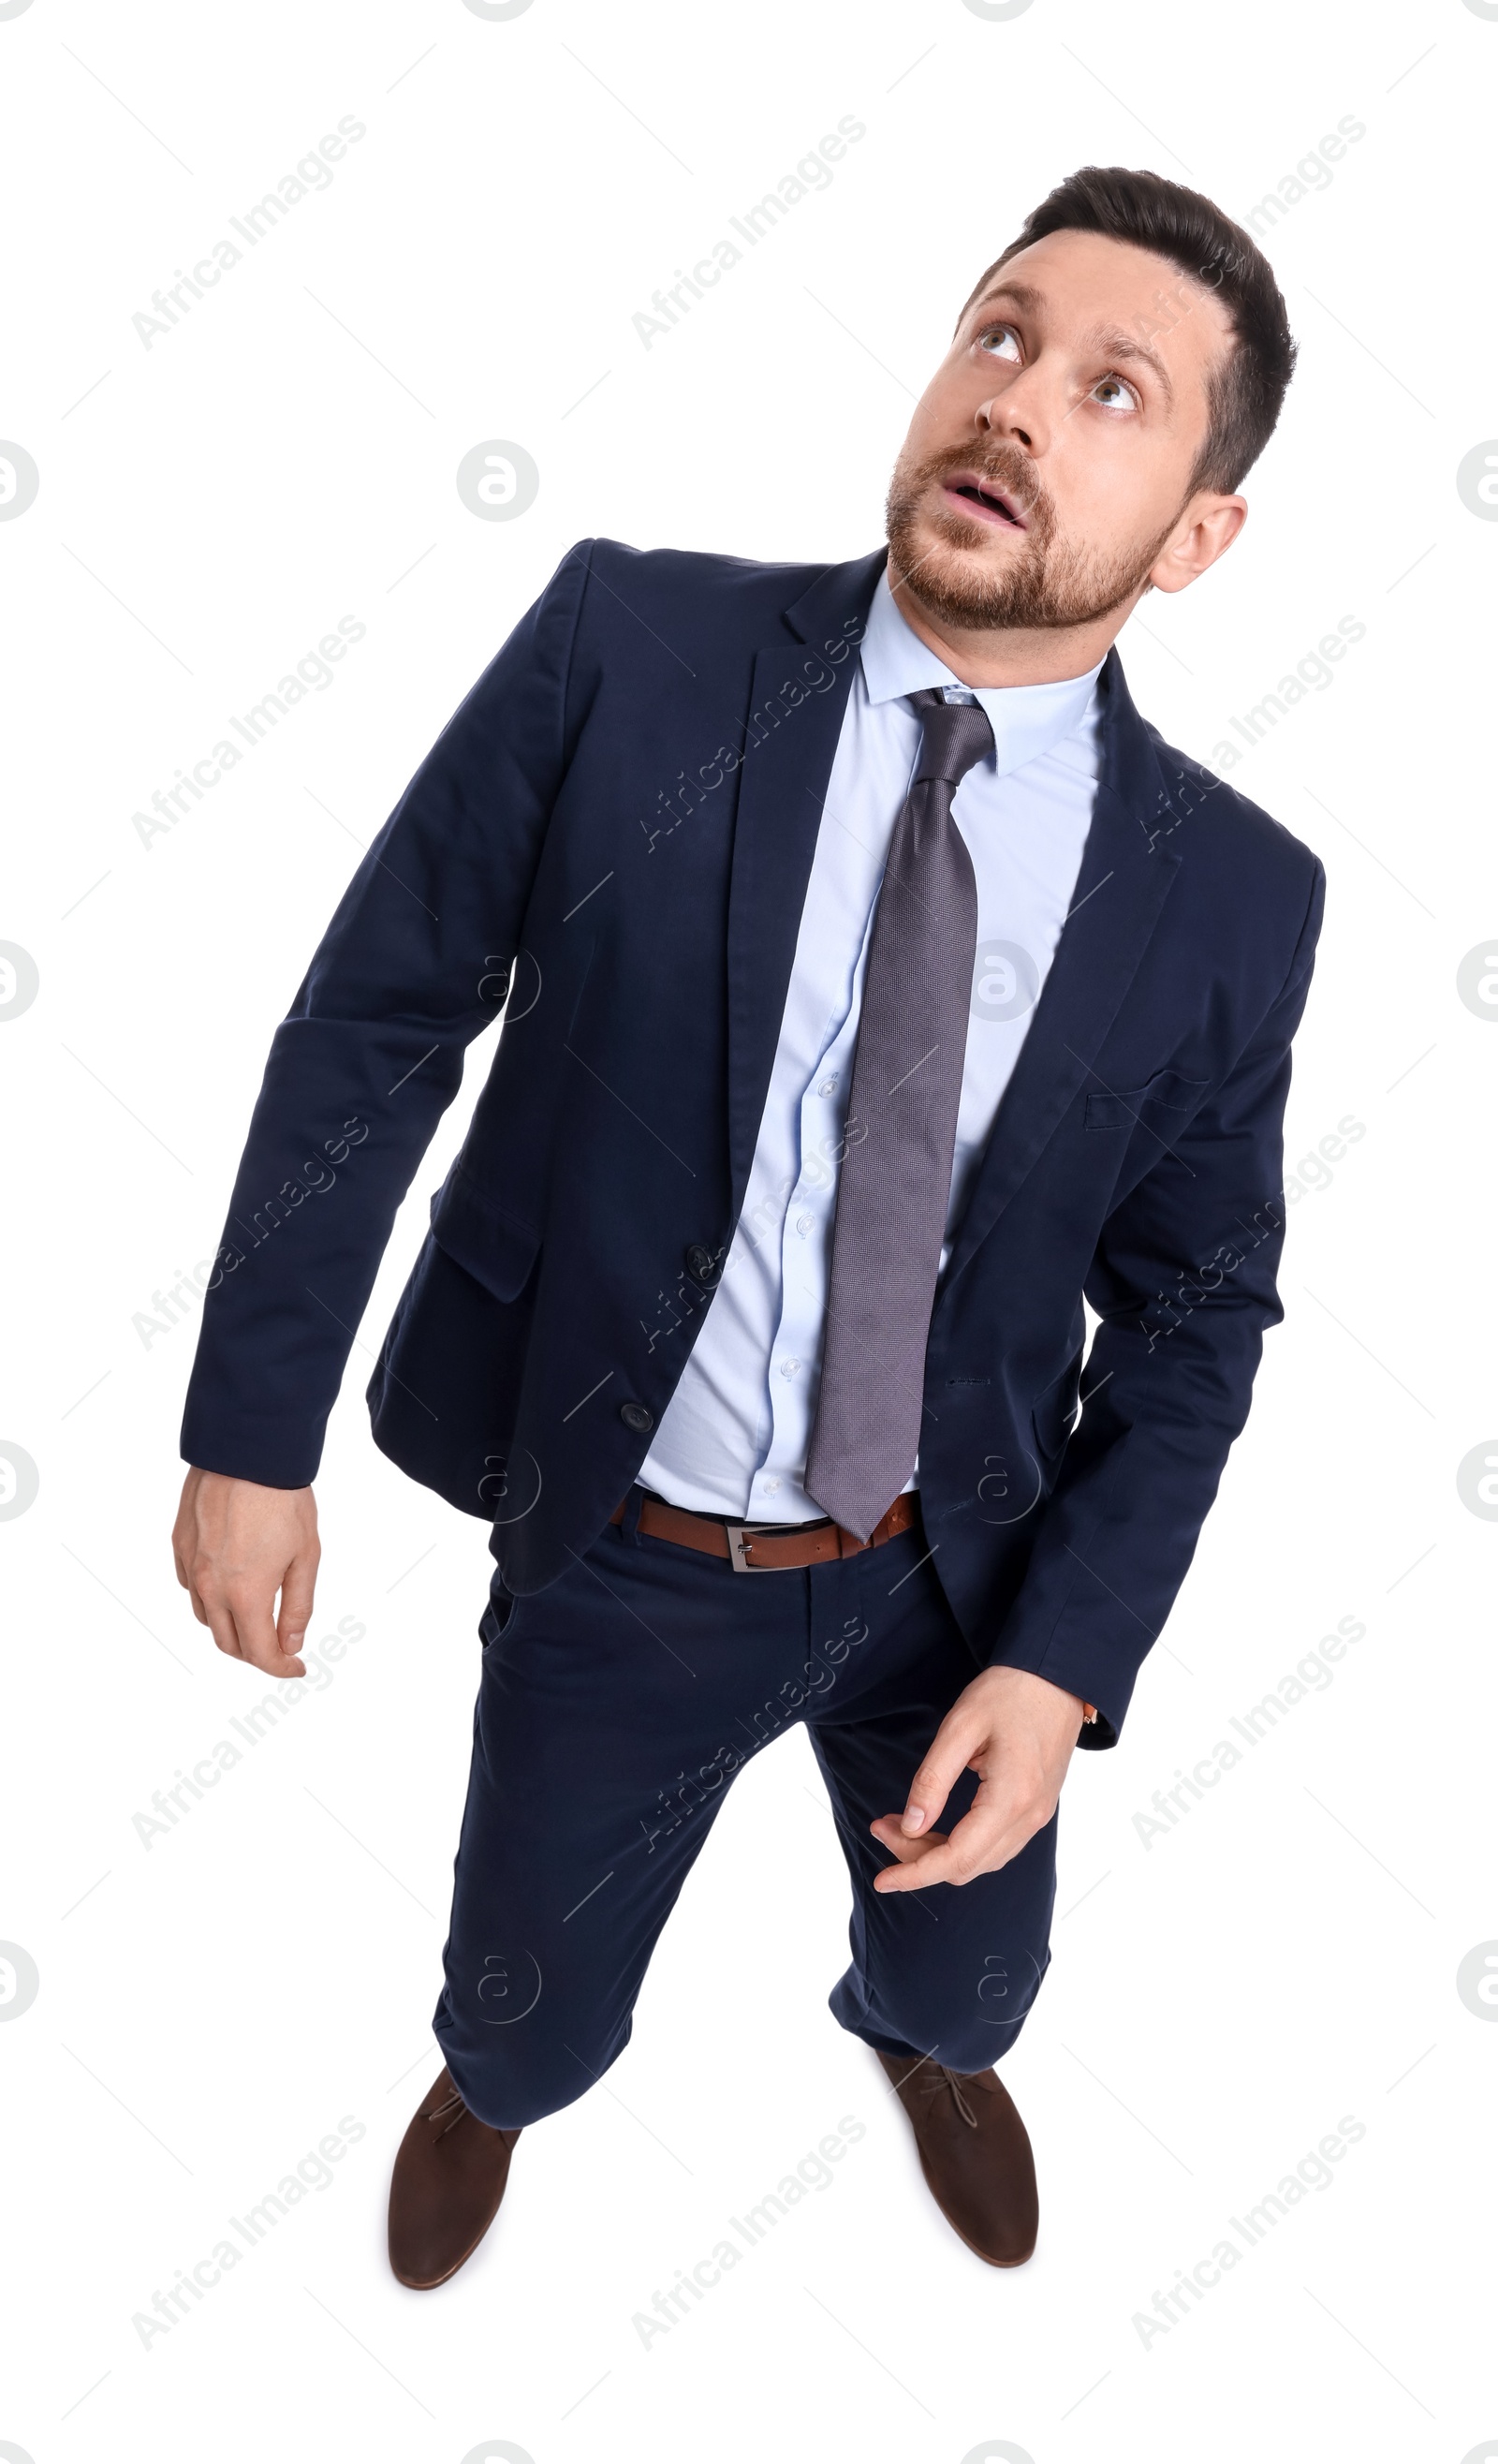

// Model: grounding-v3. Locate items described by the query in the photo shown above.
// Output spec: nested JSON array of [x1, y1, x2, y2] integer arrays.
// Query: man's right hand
[[172, 1468, 320, 1679]]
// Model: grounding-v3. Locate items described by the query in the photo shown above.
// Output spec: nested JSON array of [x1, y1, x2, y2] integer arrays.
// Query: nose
[[972, 391, 1048, 523], [975, 369, 1049, 459]]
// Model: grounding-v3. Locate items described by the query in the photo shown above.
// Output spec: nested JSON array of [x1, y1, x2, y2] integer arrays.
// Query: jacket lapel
[[938, 647, 1183, 1291], [723, 548, 886, 1213]]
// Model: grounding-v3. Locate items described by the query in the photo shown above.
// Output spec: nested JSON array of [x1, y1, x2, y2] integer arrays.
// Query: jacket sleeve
[[179, 539, 595, 1489], [986, 854, 1327, 1744]]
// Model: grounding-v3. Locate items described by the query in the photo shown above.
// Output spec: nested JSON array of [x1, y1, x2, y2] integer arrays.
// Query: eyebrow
[[966, 284, 1176, 408]]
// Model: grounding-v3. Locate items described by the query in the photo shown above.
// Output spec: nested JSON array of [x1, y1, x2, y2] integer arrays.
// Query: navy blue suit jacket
[[182, 539, 1325, 1745]]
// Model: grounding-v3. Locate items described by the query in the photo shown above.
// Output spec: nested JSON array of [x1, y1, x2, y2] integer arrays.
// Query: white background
[[2, 1, 1495, 2458]]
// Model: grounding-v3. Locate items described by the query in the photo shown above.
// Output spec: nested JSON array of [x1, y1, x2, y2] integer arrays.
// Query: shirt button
[[817, 1074, 839, 1097], [778, 1358, 801, 1380], [619, 1401, 654, 1433], [796, 1213, 814, 1237], [761, 1477, 781, 1496]]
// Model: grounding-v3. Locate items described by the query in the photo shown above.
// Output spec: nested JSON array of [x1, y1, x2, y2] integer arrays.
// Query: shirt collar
[[859, 562, 1104, 781]]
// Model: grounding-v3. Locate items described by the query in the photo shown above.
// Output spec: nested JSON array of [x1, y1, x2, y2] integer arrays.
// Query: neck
[[888, 566, 1141, 689]]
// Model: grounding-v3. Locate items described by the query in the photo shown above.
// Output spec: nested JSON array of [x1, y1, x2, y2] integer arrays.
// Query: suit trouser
[[433, 1493, 1058, 2129]]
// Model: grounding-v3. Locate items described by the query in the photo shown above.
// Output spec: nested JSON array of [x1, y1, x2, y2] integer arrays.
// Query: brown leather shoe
[[388, 2066, 521, 2289], [877, 2050, 1038, 2266]]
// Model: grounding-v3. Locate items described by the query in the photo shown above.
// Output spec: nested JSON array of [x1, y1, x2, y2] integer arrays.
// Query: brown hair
[[959, 165, 1298, 496]]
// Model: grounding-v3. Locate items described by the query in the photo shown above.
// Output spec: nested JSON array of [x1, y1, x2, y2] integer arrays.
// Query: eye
[[1091, 372, 1140, 412], [976, 323, 1021, 363]]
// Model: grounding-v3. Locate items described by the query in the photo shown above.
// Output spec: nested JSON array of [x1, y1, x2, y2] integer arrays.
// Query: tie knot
[[909, 687, 994, 788]]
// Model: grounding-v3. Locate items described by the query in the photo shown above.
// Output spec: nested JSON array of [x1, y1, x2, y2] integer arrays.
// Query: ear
[[1149, 493, 1247, 596]]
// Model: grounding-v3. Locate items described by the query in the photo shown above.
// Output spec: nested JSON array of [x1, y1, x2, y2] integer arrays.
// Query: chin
[[889, 498, 1155, 635], [889, 513, 1035, 628]]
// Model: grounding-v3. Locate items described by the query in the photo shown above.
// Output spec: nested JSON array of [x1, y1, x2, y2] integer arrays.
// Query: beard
[[885, 437, 1177, 632]]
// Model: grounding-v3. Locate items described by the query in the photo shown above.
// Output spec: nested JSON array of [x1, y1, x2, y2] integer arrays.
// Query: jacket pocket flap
[[429, 1163, 540, 1303], [1085, 1070, 1210, 1131]]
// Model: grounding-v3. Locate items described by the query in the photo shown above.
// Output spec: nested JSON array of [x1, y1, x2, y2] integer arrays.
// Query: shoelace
[[894, 2057, 980, 2129], [425, 2082, 469, 2138]]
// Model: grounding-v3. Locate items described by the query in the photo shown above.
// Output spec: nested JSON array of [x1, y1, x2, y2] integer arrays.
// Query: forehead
[[965, 227, 1234, 379]]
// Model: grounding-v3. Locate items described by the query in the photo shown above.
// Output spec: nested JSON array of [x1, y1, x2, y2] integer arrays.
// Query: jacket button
[[684, 1241, 723, 1290], [619, 1401, 654, 1434]]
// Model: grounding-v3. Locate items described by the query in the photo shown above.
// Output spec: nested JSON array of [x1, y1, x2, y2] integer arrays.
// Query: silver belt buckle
[[722, 1520, 783, 1572]]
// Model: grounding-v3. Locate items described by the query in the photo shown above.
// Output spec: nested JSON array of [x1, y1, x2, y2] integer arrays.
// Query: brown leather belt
[[609, 1488, 918, 1572]]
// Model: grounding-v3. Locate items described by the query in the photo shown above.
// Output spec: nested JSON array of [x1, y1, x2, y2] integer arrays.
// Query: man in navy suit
[[174, 166, 1322, 2287]]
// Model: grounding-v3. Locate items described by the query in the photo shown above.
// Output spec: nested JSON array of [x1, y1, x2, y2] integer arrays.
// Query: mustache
[[903, 439, 1052, 533]]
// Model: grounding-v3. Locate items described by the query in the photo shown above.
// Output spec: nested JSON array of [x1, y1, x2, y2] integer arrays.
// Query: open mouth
[[942, 474, 1027, 530]]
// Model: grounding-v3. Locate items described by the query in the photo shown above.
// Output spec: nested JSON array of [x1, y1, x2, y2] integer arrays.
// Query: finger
[[874, 1837, 979, 1892], [174, 1539, 206, 1623], [869, 1816, 950, 1866], [198, 1594, 246, 1660], [276, 1539, 320, 1661], [874, 1803, 1024, 1893], [227, 1585, 305, 1680], [170, 1475, 201, 1593], [899, 1704, 987, 1837]]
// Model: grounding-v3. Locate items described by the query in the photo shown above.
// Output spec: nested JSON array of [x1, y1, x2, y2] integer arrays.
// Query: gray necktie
[[803, 687, 995, 1540]]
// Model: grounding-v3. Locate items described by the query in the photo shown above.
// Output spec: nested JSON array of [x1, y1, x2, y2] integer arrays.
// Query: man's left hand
[[870, 1664, 1087, 1892]]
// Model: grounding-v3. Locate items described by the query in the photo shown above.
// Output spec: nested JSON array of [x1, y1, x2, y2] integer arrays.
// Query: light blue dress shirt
[[639, 566, 1104, 1523]]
